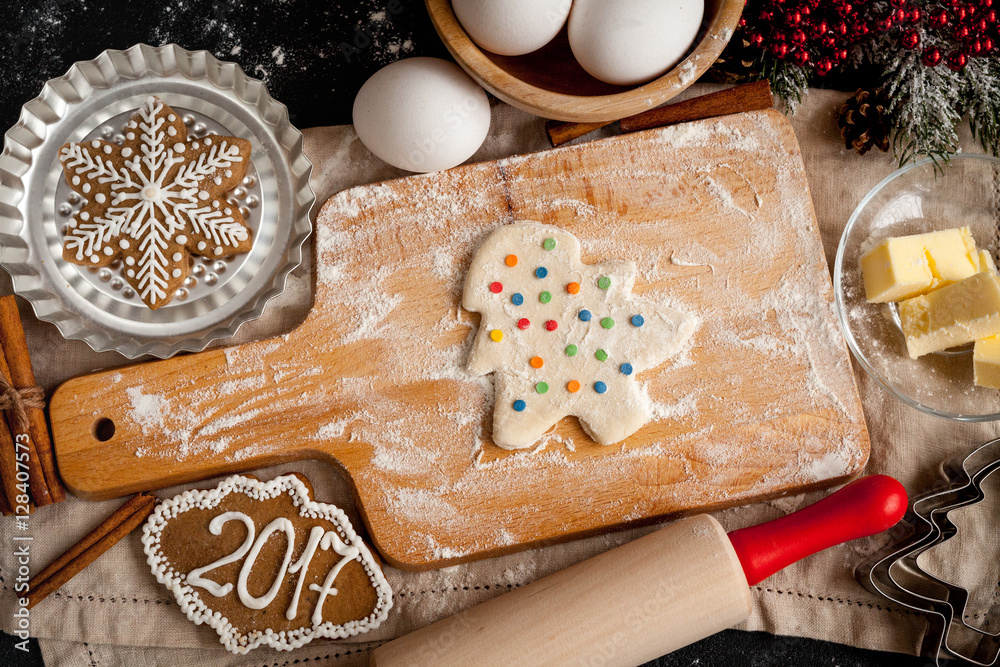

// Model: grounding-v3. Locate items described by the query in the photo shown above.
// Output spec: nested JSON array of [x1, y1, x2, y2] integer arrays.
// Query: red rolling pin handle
[[727, 475, 908, 586]]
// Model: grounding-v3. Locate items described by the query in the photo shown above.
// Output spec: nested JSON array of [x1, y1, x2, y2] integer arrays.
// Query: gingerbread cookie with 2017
[[141, 473, 393, 654]]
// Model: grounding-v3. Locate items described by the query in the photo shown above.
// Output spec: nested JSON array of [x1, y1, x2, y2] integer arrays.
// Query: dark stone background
[[0, 1, 935, 665]]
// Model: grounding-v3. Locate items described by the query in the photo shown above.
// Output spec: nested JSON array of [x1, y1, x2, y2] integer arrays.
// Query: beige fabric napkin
[[0, 84, 996, 666]]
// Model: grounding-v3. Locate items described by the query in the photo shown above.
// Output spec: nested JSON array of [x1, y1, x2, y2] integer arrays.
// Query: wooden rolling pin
[[370, 475, 907, 667], [545, 80, 774, 147]]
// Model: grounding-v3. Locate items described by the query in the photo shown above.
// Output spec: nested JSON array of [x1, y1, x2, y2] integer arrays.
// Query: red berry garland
[[738, 0, 876, 76], [733, 0, 1000, 74]]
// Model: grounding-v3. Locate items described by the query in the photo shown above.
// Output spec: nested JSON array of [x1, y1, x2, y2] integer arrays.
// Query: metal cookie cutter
[[857, 438, 1000, 666]]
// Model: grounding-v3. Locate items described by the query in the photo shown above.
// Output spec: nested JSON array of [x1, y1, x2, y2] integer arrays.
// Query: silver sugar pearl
[[182, 114, 195, 126], [98, 269, 112, 282], [192, 264, 206, 277], [193, 122, 207, 135], [110, 278, 123, 290], [243, 175, 256, 188], [213, 261, 227, 273], [68, 193, 81, 205], [239, 206, 250, 218], [114, 134, 125, 145], [183, 276, 197, 288], [58, 203, 72, 216], [233, 187, 247, 199], [122, 287, 135, 298], [101, 126, 113, 138], [245, 195, 259, 209], [204, 273, 218, 286], [175, 288, 188, 301]]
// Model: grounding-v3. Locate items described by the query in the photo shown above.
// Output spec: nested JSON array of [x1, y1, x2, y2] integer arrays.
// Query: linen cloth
[[0, 84, 995, 665]]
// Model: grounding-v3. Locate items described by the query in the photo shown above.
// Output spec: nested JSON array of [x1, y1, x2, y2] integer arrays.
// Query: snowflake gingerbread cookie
[[58, 96, 253, 309], [463, 222, 697, 449]]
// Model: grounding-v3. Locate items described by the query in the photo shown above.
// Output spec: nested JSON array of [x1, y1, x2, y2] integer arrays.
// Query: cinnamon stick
[[0, 483, 11, 516], [0, 352, 49, 507], [619, 79, 774, 133], [545, 80, 774, 147], [27, 493, 157, 609], [544, 120, 611, 148], [0, 296, 64, 503], [0, 418, 29, 515]]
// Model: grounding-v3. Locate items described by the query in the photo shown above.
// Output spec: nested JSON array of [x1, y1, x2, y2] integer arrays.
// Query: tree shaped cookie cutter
[[856, 438, 1000, 666]]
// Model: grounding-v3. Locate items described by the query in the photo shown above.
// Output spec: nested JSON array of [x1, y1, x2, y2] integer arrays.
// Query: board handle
[[727, 475, 908, 586]]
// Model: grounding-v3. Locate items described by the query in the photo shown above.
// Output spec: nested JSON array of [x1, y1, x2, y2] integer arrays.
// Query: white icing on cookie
[[186, 511, 256, 597], [463, 222, 697, 449], [140, 474, 393, 655], [285, 525, 324, 621], [236, 517, 295, 609], [307, 531, 360, 625]]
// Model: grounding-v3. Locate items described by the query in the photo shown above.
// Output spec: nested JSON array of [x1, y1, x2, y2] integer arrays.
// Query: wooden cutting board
[[50, 110, 870, 571]]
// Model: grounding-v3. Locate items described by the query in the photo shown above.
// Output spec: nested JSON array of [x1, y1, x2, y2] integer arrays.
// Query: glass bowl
[[834, 154, 1000, 421]]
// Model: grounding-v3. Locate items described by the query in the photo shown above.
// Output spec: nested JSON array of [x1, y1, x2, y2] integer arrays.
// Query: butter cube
[[975, 336, 1000, 389], [979, 250, 998, 276], [899, 272, 1000, 358], [860, 227, 980, 303]]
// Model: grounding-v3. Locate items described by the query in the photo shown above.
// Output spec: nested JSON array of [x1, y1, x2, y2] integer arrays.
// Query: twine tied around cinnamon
[[0, 370, 45, 432]]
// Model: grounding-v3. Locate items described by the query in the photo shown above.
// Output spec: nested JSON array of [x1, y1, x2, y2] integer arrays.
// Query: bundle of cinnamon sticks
[[27, 493, 156, 608], [0, 295, 65, 515]]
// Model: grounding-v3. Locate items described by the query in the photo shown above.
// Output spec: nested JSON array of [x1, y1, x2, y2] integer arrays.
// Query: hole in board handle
[[92, 418, 115, 442]]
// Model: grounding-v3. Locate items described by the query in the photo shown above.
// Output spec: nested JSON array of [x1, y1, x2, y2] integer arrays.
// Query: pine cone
[[707, 34, 760, 84], [838, 88, 891, 155]]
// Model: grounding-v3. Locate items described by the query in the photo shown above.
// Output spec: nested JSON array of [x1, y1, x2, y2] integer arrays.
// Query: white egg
[[568, 0, 705, 86], [453, 0, 572, 56], [353, 58, 491, 173]]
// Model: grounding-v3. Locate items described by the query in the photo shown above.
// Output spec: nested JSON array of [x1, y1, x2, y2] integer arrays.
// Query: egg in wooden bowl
[[424, 0, 744, 122]]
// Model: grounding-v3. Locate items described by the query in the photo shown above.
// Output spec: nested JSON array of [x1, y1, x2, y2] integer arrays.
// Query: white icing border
[[141, 474, 393, 654]]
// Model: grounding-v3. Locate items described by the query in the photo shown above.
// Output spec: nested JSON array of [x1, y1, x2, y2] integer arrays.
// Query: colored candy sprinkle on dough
[[545, 320, 558, 331], [518, 318, 531, 330], [601, 317, 615, 329], [535, 267, 548, 278], [539, 291, 552, 303], [565, 344, 578, 356], [543, 238, 557, 250], [578, 309, 592, 322], [567, 380, 581, 393], [505, 254, 518, 267], [620, 363, 633, 375], [631, 314, 644, 327], [594, 381, 608, 394], [513, 400, 526, 412], [566, 282, 580, 294], [530, 356, 544, 369], [598, 276, 611, 289], [490, 329, 504, 342], [595, 349, 608, 361], [490, 281, 503, 294], [512, 293, 524, 306], [536, 382, 549, 394]]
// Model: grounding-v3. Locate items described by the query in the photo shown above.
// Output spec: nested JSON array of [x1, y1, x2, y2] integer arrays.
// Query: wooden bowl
[[425, 0, 745, 122]]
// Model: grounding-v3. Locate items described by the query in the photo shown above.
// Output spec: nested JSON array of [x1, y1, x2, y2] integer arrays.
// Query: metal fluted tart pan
[[0, 43, 314, 358]]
